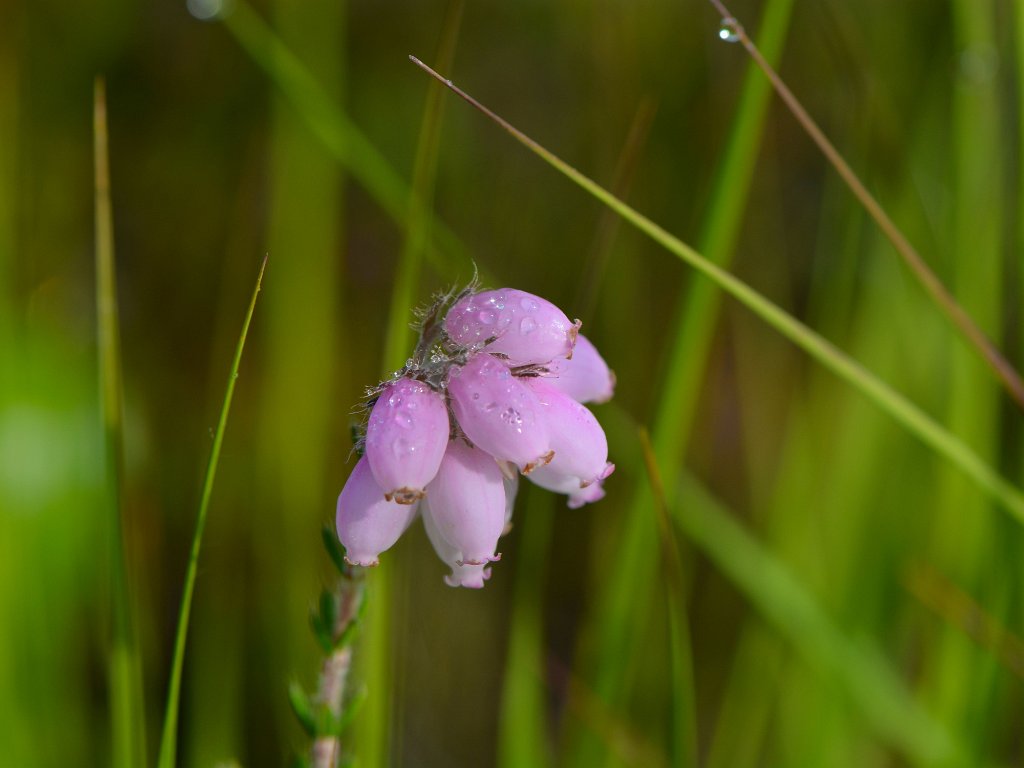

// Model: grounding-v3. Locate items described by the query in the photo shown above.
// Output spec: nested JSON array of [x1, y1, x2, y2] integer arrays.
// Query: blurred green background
[[3, 0, 1024, 765]]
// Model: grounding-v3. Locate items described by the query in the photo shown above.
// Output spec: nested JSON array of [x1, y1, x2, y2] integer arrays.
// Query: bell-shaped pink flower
[[336, 455, 420, 566], [544, 333, 615, 404], [365, 377, 449, 504], [421, 496, 491, 588], [526, 378, 614, 488], [526, 464, 611, 508], [447, 353, 554, 473], [424, 440, 506, 566], [445, 288, 581, 366]]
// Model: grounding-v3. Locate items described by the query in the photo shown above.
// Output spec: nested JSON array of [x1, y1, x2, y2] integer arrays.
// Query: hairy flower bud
[[448, 353, 554, 473], [365, 377, 449, 504], [544, 333, 615, 404], [424, 440, 506, 567], [526, 378, 614, 488], [445, 288, 581, 366], [336, 455, 419, 566]]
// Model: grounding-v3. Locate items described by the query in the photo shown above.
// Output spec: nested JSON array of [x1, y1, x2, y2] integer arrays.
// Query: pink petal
[[365, 377, 449, 504], [445, 288, 581, 366], [543, 333, 615, 404], [527, 378, 613, 487], [424, 440, 506, 566], [447, 353, 553, 473], [422, 497, 492, 589], [336, 455, 419, 566], [527, 463, 612, 508]]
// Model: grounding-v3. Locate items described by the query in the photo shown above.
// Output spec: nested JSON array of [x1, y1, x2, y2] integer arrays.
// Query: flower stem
[[311, 574, 363, 768]]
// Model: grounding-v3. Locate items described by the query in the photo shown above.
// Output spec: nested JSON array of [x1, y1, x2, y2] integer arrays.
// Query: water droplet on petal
[[392, 437, 413, 458], [520, 297, 538, 311], [394, 410, 414, 429], [519, 317, 537, 335], [500, 407, 523, 426], [484, 401, 498, 412], [478, 310, 496, 325], [472, 392, 480, 400], [718, 18, 741, 43]]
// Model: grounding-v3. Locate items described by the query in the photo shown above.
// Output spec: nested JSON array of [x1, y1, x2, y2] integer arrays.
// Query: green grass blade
[[156, 255, 267, 768], [410, 59, 1024, 527], [94, 77, 148, 768], [670, 470, 962, 765]]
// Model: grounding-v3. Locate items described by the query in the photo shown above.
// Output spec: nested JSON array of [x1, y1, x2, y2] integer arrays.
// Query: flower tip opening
[[457, 552, 502, 566], [580, 462, 616, 488], [444, 566, 491, 589], [385, 487, 427, 505], [343, 555, 380, 568], [522, 449, 555, 475], [566, 319, 582, 359]]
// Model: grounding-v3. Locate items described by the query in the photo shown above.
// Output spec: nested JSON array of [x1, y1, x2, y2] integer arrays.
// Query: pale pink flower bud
[[526, 464, 611, 509], [424, 440, 506, 567], [544, 333, 615, 404], [526, 378, 615, 488], [365, 377, 449, 504], [421, 496, 491, 589], [336, 455, 419, 566], [447, 353, 554, 473], [445, 288, 581, 366]]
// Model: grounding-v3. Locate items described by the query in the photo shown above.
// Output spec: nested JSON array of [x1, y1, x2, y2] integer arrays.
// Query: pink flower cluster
[[336, 287, 615, 588]]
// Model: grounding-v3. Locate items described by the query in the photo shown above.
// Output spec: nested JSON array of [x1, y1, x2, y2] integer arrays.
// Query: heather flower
[[364, 376, 449, 504], [543, 332, 615, 404], [423, 440, 506, 567], [447, 352, 554, 474], [444, 288, 581, 366], [334, 283, 615, 587], [525, 378, 614, 488], [336, 455, 420, 566], [421, 495, 492, 589]]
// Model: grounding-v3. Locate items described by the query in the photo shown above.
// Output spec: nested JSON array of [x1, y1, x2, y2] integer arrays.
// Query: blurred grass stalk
[[377, 4, 465, 766], [221, 0, 474, 283], [638, 429, 697, 768], [497, 490, 555, 768], [94, 77, 148, 768], [563, 0, 795, 762], [246, 0, 347, 764], [922, 0, 1007, 756], [670, 470, 961, 764]]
